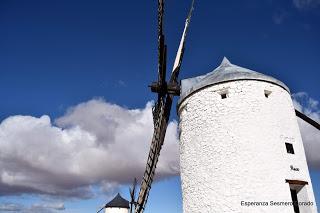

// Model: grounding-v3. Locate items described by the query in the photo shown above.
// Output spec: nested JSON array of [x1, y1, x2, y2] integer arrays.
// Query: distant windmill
[[97, 193, 130, 213], [96, 179, 137, 213], [129, 178, 137, 213]]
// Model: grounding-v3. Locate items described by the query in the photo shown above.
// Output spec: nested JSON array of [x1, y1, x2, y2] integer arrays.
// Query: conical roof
[[105, 193, 130, 209], [179, 57, 289, 104]]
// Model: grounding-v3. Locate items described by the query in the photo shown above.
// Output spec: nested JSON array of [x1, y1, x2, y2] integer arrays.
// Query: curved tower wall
[[178, 80, 317, 213], [105, 207, 129, 213]]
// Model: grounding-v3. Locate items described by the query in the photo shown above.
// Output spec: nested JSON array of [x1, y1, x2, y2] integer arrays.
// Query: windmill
[[129, 178, 137, 213], [132, 0, 320, 212], [133, 0, 195, 212]]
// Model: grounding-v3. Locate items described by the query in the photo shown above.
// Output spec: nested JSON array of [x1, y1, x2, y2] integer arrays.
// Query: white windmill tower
[[177, 57, 318, 213]]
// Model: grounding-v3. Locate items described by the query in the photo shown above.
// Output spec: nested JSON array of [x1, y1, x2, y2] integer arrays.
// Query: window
[[285, 143, 295, 154], [219, 90, 228, 99], [221, 93, 227, 99], [264, 90, 272, 98]]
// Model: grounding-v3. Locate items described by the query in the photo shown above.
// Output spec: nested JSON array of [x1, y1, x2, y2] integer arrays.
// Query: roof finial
[[220, 57, 231, 67]]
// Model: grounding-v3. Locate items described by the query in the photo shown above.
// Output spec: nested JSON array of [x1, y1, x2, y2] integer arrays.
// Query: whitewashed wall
[[178, 80, 317, 213], [105, 207, 129, 213]]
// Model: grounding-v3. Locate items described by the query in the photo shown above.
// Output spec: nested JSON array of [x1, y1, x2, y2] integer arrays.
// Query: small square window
[[264, 90, 272, 98], [218, 90, 229, 99], [285, 143, 295, 154]]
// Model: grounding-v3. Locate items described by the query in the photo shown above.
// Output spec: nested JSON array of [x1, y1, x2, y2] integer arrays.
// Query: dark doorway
[[290, 189, 300, 213]]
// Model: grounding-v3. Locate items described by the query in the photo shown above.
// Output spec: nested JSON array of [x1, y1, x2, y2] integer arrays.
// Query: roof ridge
[[220, 57, 232, 67], [105, 193, 130, 209]]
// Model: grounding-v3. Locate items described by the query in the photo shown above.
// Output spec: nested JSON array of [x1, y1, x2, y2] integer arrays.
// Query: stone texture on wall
[[178, 80, 317, 213]]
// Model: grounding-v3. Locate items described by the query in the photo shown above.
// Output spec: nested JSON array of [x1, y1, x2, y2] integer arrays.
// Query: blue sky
[[0, 0, 319, 212]]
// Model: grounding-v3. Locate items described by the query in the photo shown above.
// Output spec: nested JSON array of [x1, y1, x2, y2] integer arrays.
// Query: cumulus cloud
[[0, 202, 64, 213], [293, 0, 320, 9], [0, 203, 23, 211], [0, 99, 179, 198], [31, 203, 65, 211], [292, 92, 320, 169]]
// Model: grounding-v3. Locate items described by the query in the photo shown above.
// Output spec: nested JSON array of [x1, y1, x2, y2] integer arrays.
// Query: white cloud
[[293, 0, 320, 9], [0, 99, 179, 198], [292, 92, 320, 169], [31, 203, 65, 211], [4, 93, 316, 201], [0, 203, 23, 211], [117, 80, 126, 87], [272, 10, 289, 25], [0, 202, 65, 213]]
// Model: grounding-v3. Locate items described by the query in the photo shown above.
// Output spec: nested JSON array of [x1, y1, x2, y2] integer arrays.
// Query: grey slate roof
[[105, 193, 130, 209], [179, 57, 289, 104]]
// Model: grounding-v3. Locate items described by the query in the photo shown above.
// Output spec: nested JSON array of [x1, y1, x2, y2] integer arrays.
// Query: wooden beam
[[285, 179, 309, 185], [149, 82, 180, 96], [295, 109, 320, 131]]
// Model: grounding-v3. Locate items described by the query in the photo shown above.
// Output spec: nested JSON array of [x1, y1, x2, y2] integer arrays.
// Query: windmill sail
[[129, 178, 137, 213], [135, 97, 172, 213], [135, 1, 195, 212], [157, 0, 166, 89], [171, 0, 194, 81], [96, 206, 105, 213], [295, 109, 320, 130]]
